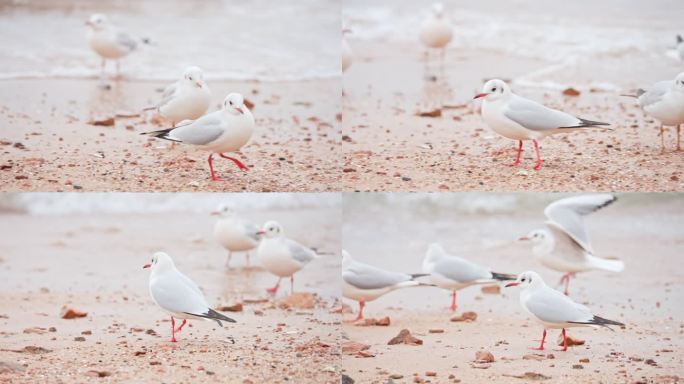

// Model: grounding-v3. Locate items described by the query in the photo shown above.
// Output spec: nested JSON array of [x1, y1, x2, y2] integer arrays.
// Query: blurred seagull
[[624, 72, 684, 152], [212, 204, 261, 268], [519, 194, 624, 295], [419, 2, 453, 72], [143, 252, 236, 343], [145, 66, 211, 129], [85, 13, 150, 79], [422, 243, 516, 312], [141, 93, 254, 181], [506, 271, 624, 351], [343, 250, 430, 322], [474, 79, 611, 170], [256, 221, 318, 295]]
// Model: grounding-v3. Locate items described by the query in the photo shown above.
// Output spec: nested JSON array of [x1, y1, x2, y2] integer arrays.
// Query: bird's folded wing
[[244, 222, 262, 242], [157, 82, 178, 109], [115, 31, 138, 51], [505, 95, 579, 130], [638, 80, 671, 108], [433, 256, 491, 283], [343, 262, 411, 290], [544, 194, 615, 253], [287, 239, 316, 265], [526, 289, 592, 324], [169, 113, 224, 145], [151, 273, 209, 315]]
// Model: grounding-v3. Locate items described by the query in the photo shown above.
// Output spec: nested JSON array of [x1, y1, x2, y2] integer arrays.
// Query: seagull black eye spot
[[491, 87, 496, 92]]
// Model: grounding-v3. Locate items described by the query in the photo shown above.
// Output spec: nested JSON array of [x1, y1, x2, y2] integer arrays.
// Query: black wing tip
[[677, 35, 683, 44], [140, 127, 180, 142], [569, 315, 624, 328], [207, 308, 237, 323], [491, 272, 517, 281], [409, 273, 430, 279], [578, 118, 611, 127]]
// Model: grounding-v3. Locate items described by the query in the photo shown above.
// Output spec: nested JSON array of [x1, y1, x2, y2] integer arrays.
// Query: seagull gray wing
[[638, 80, 671, 108], [525, 288, 592, 324], [504, 95, 582, 131], [286, 239, 317, 265], [168, 112, 224, 145], [244, 222, 261, 242], [343, 260, 412, 290], [115, 31, 138, 51], [433, 256, 492, 283], [544, 194, 616, 254]]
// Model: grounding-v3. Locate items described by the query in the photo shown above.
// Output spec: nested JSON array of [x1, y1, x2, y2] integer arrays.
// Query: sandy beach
[[341, 0, 684, 192], [340, 193, 684, 383], [0, 201, 342, 383], [0, 78, 340, 192]]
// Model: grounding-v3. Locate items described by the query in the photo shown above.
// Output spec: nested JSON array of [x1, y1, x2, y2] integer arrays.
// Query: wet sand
[[341, 194, 684, 383], [341, 41, 684, 192], [0, 78, 340, 192], [0, 208, 342, 383]]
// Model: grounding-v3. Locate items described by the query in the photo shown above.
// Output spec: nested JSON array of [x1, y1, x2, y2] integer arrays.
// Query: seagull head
[[211, 203, 235, 217], [505, 271, 543, 289], [474, 79, 510, 101], [142, 252, 175, 272], [183, 66, 206, 89], [85, 14, 109, 30], [674, 72, 684, 92], [223, 93, 247, 116], [431, 2, 445, 17], [518, 229, 548, 244], [257, 220, 283, 238]]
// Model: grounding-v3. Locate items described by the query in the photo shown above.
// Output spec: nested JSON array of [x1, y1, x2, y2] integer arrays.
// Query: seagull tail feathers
[[588, 255, 624, 272], [140, 127, 180, 142], [184, 309, 236, 327], [620, 89, 646, 98], [570, 315, 624, 330], [490, 272, 517, 281]]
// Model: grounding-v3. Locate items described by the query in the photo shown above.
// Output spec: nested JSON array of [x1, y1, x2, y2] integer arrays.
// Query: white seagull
[[519, 194, 624, 295], [142, 93, 255, 181], [505, 271, 624, 351], [422, 243, 516, 312], [256, 221, 318, 295], [343, 250, 429, 322], [474, 79, 611, 170], [146, 66, 212, 128], [419, 2, 453, 70], [628, 72, 684, 152], [143, 252, 236, 342], [212, 204, 262, 268], [676, 35, 684, 61], [85, 13, 148, 79], [342, 28, 353, 73]]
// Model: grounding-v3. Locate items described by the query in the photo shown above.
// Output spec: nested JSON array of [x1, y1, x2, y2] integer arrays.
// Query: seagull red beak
[[235, 107, 244, 115], [505, 282, 520, 288], [518, 236, 530, 241], [473, 93, 488, 99], [143, 263, 151, 269], [210, 211, 219, 216], [256, 230, 265, 235]]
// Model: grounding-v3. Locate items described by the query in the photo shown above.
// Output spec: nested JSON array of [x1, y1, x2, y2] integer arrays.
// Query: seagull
[[625, 72, 684, 152], [343, 250, 429, 322], [256, 221, 318, 295], [145, 66, 212, 128], [212, 204, 261, 268], [419, 2, 453, 72], [676, 35, 684, 61], [141, 93, 255, 181], [85, 13, 149, 79], [474, 79, 611, 170], [518, 194, 624, 295], [505, 271, 624, 351], [422, 243, 516, 312], [143, 252, 236, 343]]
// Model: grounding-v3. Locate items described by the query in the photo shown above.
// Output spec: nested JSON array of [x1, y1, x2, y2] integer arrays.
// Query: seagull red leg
[[356, 300, 365, 321], [557, 328, 568, 352], [532, 140, 543, 170], [219, 153, 248, 171], [530, 329, 546, 350], [174, 319, 187, 333], [510, 140, 523, 167], [450, 290, 457, 312], [266, 277, 282, 295], [208, 154, 226, 182], [290, 275, 295, 294], [170, 317, 177, 342], [660, 124, 665, 153], [677, 125, 681, 151]]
